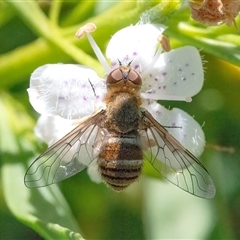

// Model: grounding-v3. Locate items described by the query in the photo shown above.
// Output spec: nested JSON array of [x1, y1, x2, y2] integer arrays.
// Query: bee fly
[[25, 62, 215, 198], [98, 63, 143, 191]]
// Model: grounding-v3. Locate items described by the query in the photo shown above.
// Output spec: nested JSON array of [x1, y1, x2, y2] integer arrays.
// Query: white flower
[[28, 22, 205, 184]]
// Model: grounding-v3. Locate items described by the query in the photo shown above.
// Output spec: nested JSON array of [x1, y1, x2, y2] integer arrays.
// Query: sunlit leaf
[[0, 94, 83, 239]]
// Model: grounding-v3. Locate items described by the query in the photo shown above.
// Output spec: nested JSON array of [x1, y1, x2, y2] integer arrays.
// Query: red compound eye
[[128, 69, 142, 85], [106, 67, 142, 85], [106, 69, 123, 84]]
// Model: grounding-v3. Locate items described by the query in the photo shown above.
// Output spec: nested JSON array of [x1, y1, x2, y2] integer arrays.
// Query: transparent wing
[[24, 110, 106, 188], [140, 109, 216, 199]]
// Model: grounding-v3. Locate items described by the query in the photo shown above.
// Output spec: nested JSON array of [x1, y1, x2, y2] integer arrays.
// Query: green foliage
[[0, 0, 240, 239]]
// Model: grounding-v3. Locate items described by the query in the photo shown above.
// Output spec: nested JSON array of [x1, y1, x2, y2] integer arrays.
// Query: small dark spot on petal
[[134, 64, 139, 69]]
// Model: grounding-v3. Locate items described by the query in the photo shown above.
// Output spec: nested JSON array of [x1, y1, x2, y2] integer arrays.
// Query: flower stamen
[[158, 35, 171, 52], [141, 45, 163, 78], [76, 23, 111, 74], [75, 23, 97, 38], [141, 93, 192, 102], [143, 35, 170, 73]]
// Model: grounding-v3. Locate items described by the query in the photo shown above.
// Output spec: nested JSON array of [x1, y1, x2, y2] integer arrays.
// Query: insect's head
[[106, 60, 142, 86]]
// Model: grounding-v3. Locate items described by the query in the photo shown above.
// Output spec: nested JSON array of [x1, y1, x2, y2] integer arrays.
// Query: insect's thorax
[[98, 80, 143, 191], [104, 81, 142, 133]]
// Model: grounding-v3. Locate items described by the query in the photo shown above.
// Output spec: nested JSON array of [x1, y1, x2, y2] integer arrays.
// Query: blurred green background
[[0, 1, 240, 239]]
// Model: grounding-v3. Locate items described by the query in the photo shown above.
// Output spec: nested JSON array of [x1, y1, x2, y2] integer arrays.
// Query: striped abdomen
[[98, 133, 143, 191]]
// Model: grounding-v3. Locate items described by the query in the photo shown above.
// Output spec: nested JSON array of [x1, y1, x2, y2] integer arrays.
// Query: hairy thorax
[[104, 81, 142, 133]]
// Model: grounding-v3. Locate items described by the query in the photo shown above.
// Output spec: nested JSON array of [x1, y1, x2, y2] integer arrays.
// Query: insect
[[24, 61, 216, 199]]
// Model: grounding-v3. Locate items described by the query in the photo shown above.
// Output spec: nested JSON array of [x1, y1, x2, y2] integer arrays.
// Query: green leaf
[[2, 159, 83, 240], [0, 93, 83, 239], [142, 177, 215, 239], [6, 1, 101, 67]]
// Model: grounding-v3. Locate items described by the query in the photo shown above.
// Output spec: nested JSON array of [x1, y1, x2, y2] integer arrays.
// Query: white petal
[[34, 115, 75, 146], [87, 159, 102, 183], [142, 100, 205, 157], [141, 46, 204, 99], [106, 23, 166, 71], [28, 64, 106, 119]]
